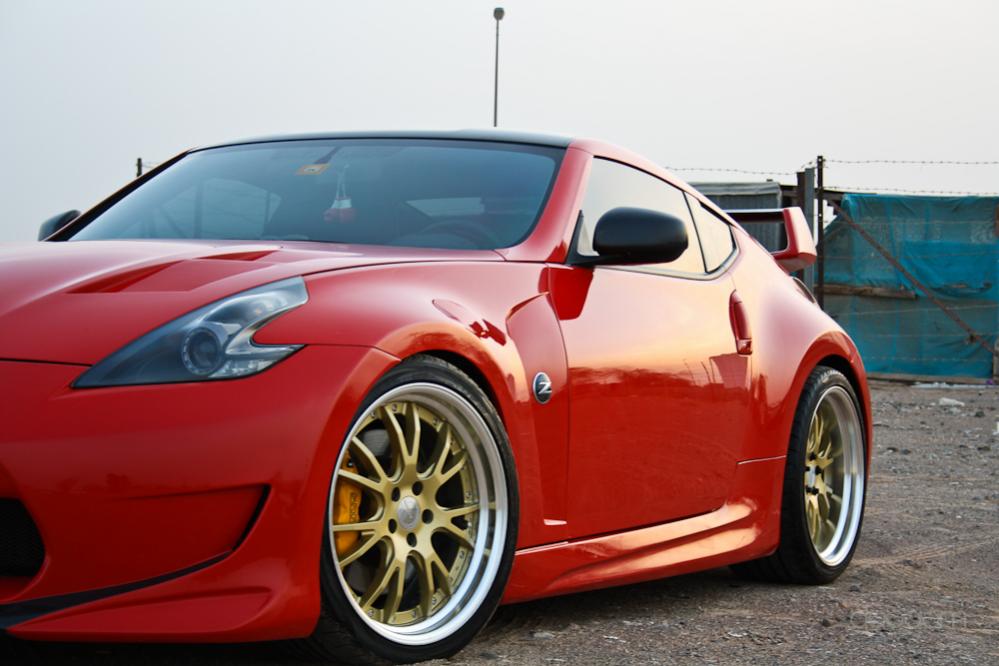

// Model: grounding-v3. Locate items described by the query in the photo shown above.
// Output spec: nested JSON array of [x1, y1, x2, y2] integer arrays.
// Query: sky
[[1, 0, 997, 242]]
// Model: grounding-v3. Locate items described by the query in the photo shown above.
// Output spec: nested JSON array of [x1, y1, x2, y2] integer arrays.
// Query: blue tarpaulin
[[824, 193, 999, 379]]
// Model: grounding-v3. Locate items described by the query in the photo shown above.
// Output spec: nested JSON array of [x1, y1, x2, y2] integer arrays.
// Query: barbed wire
[[664, 166, 795, 177], [826, 158, 999, 166], [799, 158, 999, 168], [823, 185, 999, 196]]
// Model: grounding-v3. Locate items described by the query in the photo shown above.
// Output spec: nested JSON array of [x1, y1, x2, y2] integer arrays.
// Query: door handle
[[729, 291, 753, 355]]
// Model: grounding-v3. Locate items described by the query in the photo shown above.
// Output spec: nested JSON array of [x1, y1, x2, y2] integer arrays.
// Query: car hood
[[0, 240, 500, 365]]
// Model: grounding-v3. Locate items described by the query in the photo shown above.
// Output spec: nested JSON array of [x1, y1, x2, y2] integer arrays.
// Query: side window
[[576, 158, 705, 275], [687, 195, 736, 272]]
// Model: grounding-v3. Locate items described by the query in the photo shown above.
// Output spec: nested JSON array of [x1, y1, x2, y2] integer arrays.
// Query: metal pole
[[816, 155, 825, 308], [136, 157, 143, 178], [493, 8, 504, 127], [493, 19, 499, 127], [796, 168, 816, 289]]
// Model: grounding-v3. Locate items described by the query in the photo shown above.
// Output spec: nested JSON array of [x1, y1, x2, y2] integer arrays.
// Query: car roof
[[200, 129, 574, 151]]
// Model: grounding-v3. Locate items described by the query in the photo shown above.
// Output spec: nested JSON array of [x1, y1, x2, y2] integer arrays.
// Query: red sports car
[[1, 131, 870, 663]]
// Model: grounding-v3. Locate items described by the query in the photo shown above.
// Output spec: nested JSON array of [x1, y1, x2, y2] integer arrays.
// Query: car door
[[550, 158, 751, 538]]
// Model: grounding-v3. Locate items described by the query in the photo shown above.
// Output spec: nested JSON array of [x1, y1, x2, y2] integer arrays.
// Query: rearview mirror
[[587, 207, 688, 266], [38, 210, 80, 240]]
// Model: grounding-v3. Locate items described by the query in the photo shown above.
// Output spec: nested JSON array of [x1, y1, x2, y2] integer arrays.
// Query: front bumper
[[0, 345, 396, 642]]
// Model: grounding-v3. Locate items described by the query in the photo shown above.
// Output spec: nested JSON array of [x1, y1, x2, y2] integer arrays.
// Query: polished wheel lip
[[327, 382, 508, 647], [803, 385, 865, 567]]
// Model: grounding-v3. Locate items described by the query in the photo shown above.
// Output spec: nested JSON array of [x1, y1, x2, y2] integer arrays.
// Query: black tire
[[293, 354, 519, 664], [733, 365, 867, 584]]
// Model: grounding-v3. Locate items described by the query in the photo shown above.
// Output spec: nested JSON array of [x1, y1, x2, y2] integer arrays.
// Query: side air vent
[[0, 499, 45, 577]]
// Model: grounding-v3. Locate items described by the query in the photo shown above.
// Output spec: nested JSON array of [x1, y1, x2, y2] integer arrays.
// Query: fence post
[[796, 168, 816, 289], [816, 155, 825, 308]]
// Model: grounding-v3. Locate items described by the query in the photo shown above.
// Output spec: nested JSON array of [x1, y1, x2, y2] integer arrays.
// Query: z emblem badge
[[532, 372, 553, 405]]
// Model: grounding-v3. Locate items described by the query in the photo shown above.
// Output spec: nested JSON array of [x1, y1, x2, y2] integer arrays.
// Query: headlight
[[74, 277, 308, 388]]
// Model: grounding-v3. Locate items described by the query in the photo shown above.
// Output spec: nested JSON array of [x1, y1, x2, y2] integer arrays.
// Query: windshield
[[68, 139, 563, 250]]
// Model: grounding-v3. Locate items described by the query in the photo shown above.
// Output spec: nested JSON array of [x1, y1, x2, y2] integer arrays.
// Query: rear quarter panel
[[728, 228, 872, 463]]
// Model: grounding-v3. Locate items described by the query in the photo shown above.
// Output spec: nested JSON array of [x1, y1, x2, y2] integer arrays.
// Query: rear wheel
[[734, 366, 866, 583], [297, 355, 518, 664]]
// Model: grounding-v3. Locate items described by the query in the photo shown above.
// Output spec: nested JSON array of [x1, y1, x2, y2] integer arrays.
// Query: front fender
[[256, 262, 571, 548]]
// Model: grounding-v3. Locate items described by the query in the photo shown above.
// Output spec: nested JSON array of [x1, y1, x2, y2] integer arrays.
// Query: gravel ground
[[4, 381, 998, 665]]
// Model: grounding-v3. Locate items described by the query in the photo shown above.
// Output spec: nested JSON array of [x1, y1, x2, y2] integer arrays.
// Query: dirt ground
[[5, 381, 998, 665]]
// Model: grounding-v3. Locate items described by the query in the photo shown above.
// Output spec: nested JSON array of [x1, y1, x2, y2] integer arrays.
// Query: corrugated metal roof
[[690, 181, 782, 197]]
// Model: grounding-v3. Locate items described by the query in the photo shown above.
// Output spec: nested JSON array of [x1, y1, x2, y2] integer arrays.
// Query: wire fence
[[668, 158, 999, 196], [665, 166, 796, 177], [670, 155, 999, 378]]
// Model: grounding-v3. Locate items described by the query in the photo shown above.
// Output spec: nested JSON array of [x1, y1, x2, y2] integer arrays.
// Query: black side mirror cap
[[581, 207, 688, 266], [38, 210, 80, 241]]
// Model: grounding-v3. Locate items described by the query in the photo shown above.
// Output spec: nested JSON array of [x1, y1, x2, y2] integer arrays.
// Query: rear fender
[[728, 228, 871, 463]]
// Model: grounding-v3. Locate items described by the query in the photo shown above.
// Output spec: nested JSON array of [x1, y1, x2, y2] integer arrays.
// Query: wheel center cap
[[397, 496, 420, 530]]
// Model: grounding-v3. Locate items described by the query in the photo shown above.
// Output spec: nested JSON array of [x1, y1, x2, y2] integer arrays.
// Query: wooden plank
[[868, 372, 991, 385], [820, 283, 918, 300]]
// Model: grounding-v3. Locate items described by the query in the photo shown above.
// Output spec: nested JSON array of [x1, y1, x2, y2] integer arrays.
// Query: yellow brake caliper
[[333, 453, 362, 556]]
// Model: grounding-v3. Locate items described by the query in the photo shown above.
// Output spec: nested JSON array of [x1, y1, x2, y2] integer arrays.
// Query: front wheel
[[734, 366, 867, 584], [298, 355, 518, 664]]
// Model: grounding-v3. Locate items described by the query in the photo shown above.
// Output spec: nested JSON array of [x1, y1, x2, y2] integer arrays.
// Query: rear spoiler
[[726, 208, 817, 273]]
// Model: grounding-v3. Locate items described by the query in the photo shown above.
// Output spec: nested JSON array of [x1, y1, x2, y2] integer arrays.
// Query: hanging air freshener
[[324, 166, 356, 223]]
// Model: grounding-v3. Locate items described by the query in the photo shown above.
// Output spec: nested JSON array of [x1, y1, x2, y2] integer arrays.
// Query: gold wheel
[[802, 385, 864, 566], [327, 382, 508, 645]]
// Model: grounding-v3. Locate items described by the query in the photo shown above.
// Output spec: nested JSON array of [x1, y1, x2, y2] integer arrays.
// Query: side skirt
[[502, 456, 784, 604]]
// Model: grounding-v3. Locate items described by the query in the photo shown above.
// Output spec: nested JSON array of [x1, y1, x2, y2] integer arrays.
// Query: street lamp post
[[493, 7, 504, 127]]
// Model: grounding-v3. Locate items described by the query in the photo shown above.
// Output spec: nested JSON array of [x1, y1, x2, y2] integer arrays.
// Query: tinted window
[[687, 195, 736, 272], [69, 140, 562, 250], [145, 179, 279, 241], [576, 159, 705, 275]]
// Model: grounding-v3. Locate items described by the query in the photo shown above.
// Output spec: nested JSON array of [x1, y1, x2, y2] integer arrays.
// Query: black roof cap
[[202, 129, 573, 151]]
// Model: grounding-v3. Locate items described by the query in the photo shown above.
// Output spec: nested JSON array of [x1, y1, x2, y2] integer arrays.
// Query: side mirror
[[588, 207, 688, 265], [38, 210, 80, 241]]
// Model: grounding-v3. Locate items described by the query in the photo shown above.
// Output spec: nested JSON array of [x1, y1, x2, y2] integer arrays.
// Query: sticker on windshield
[[296, 164, 329, 176]]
